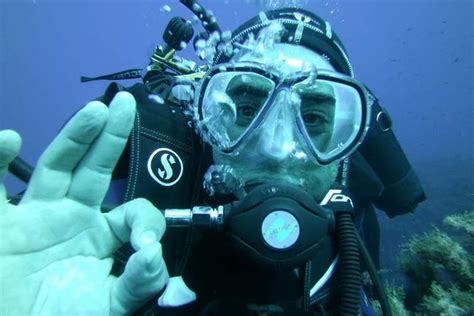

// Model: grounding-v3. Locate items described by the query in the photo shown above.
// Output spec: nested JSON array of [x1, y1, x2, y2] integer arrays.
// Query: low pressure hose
[[8, 156, 33, 183], [357, 232, 392, 316], [178, 0, 221, 34], [334, 158, 361, 314], [336, 213, 361, 315]]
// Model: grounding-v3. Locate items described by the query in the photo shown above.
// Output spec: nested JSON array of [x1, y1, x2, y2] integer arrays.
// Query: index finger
[[20, 101, 109, 203], [66, 92, 136, 208]]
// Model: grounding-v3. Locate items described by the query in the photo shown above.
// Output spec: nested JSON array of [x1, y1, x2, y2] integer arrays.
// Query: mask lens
[[202, 72, 275, 149], [294, 79, 363, 160]]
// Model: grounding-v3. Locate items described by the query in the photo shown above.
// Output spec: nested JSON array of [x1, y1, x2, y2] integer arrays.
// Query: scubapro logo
[[147, 148, 184, 186]]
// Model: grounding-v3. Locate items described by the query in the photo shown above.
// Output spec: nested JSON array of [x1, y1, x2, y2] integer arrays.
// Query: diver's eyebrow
[[226, 77, 272, 96], [300, 90, 336, 105], [229, 84, 269, 96]]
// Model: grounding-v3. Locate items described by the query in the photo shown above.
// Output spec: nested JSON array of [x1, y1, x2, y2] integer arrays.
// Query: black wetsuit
[[101, 76, 386, 316]]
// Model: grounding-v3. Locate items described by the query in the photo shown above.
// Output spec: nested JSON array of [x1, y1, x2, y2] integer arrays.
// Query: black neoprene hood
[[213, 7, 354, 77]]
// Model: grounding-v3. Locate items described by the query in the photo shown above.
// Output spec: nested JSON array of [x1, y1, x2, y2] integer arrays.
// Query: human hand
[[0, 92, 168, 315]]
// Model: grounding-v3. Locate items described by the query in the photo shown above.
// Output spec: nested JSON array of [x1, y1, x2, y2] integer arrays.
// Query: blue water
[[1, 0, 473, 283]]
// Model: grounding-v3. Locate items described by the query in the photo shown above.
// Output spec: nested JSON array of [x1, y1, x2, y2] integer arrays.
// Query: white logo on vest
[[147, 148, 184, 187], [320, 189, 354, 208]]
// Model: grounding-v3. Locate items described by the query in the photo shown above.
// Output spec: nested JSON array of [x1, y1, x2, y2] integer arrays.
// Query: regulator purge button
[[261, 210, 300, 249]]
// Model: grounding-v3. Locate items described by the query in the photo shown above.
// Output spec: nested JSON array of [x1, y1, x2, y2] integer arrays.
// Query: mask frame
[[192, 61, 372, 165]]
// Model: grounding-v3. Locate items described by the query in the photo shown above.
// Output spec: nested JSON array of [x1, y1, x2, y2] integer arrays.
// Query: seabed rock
[[369, 211, 474, 316]]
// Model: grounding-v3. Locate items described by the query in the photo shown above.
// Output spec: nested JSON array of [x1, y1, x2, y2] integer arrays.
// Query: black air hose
[[178, 0, 221, 34], [336, 213, 361, 315], [8, 156, 33, 183], [357, 232, 392, 316]]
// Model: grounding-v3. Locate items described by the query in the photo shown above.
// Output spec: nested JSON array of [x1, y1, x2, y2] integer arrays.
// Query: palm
[[0, 93, 168, 315], [5, 200, 117, 258], [3, 201, 118, 315]]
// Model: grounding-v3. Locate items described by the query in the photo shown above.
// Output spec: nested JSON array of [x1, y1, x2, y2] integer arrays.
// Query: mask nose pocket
[[257, 91, 297, 160]]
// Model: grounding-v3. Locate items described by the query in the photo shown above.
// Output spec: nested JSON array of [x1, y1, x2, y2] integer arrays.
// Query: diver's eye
[[237, 105, 258, 120], [235, 104, 259, 127], [302, 112, 327, 126]]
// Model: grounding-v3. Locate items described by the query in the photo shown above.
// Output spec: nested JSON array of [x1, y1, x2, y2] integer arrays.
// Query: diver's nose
[[257, 92, 296, 160]]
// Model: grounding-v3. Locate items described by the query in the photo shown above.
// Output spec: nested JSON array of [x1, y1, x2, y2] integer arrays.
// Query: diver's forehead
[[232, 43, 336, 73]]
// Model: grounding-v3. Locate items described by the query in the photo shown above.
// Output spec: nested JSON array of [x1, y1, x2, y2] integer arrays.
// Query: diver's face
[[212, 44, 340, 201]]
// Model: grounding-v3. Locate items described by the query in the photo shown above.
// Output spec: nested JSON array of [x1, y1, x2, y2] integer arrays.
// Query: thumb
[[104, 198, 166, 251], [0, 130, 22, 204], [110, 241, 169, 315]]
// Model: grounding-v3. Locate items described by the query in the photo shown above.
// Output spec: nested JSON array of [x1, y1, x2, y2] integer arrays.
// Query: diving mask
[[194, 62, 371, 165]]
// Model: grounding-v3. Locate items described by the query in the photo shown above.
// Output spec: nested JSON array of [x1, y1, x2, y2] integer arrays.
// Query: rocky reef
[[370, 211, 474, 315]]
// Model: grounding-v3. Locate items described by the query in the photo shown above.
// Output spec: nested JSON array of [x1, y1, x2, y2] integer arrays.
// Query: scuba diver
[[1, 1, 425, 315]]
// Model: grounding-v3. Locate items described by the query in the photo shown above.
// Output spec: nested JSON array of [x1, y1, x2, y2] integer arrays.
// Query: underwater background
[[1, 0, 473, 297]]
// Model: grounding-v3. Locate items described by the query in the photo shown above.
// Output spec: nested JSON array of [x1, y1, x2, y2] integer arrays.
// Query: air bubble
[[222, 31, 232, 42], [160, 5, 171, 13], [149, 94, 164, 104], [196, 39, 206, 49], [172, 85, 193, 101]]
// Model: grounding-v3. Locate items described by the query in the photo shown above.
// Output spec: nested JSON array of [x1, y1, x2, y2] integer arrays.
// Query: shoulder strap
[[101, 79, 203, 279]]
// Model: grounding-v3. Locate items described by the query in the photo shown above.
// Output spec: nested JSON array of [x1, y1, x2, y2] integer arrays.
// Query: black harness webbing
[[102, 79, 206, 280]]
